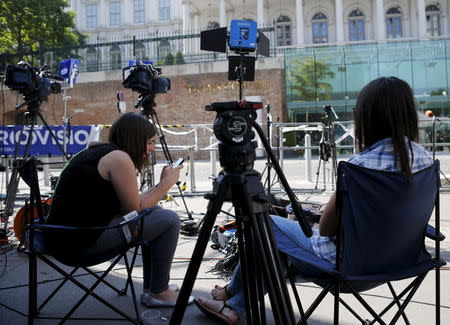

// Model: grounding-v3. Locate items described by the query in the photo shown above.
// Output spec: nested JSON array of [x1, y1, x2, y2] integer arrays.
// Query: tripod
[[261, 103, 280, 195], [1, 97, 69, 239], [314, 106, 338, 191], [135, 93, 193, 221], [170, 101, 312, 325]]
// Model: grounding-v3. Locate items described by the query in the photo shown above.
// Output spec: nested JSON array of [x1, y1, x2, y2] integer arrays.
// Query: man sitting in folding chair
[[195, 77, 446, 325], [26, 112, 193, 323]]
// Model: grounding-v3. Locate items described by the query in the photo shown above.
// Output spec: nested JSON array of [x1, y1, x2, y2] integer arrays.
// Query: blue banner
[[0, 125, 100, 156]]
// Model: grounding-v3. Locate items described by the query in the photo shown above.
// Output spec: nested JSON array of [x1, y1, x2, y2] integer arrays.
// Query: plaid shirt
[[310, 137, 433, 263]]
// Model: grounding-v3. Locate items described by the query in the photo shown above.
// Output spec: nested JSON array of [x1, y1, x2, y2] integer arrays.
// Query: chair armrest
[[26, 213, 144, 232], [426, 224, 445, 241]]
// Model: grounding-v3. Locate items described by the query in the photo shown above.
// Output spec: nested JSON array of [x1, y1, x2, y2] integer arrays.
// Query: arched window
[[426, 4, 441, 36], [386, 7, 403, 39], [276, 15, 292, 46], [312, 12, 328, 44], [207, 21, 220, 29], [348, 9, 365, 41], [110, 45, 121, 70], [158, 40, 171, 59], [86, 48, 99, 72], [134, 41, 146, 60]]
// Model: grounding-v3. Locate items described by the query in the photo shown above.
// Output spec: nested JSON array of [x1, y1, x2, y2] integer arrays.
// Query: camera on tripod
[[206, 100, 263, 171], [122, 61, 170, 95], [4, 61, 63, 103]]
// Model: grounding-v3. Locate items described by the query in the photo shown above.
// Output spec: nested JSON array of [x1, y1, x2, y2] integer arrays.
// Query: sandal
[[211, 284, 232, 301], [194, 298, 238, 325]]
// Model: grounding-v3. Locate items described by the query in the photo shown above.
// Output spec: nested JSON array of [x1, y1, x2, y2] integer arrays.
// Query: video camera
[[122, 61, 170, 94], [4, 61, 63, 103]]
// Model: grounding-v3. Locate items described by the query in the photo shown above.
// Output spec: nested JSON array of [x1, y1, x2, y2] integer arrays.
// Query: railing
[[1, 119, 449, 195]]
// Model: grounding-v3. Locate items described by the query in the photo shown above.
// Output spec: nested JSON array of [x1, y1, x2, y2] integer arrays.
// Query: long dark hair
[[108, 112, 156, 173], [354, 77, 419, 179]]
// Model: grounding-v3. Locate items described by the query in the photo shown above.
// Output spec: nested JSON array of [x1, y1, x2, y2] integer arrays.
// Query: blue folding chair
[[276, 160, 446, 325], [18, 157, 144, 324]]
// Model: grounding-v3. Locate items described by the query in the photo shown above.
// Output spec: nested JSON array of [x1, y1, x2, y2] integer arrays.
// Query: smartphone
[[172, 157, 184, 168]]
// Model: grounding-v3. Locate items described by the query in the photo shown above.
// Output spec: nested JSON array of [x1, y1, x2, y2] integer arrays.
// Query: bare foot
[[197, 297, 239, 324], [147, 288, 178, 302], [211, 285, 231, 301]]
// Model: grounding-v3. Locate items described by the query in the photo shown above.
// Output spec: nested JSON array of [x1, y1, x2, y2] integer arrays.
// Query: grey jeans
[[88, 206, 180, 293]]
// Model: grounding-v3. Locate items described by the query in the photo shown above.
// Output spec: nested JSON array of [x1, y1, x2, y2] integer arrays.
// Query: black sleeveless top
[[46, 143, 122, 251]]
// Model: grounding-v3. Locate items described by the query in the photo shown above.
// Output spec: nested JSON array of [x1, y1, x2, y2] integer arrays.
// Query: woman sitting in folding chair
[[46, 112, 193, 307], [194, 77, 434, 324]]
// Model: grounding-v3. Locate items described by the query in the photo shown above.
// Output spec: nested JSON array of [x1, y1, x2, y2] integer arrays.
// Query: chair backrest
[[336, 161, 439, 276]]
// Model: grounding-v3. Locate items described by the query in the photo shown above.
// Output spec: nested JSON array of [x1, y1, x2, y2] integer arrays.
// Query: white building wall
[[68, 0, 450, 65]]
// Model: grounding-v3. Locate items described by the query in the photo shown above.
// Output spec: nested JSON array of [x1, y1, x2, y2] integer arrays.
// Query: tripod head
[[322, 105, 338, 127], [206, 100, 262, 172], [135, 92, 157, 117]]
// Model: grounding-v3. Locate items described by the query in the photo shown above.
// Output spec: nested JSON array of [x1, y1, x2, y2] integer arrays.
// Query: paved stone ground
[[0, 155, 449, 324]]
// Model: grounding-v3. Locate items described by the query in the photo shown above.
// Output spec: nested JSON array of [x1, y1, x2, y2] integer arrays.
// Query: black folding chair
[[19, 157, 144, 324], [275, 160, 446, 324]]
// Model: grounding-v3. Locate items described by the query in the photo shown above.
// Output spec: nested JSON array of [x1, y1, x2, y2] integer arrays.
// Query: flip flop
[[194, 298, 237, 325], [211, 284, 232, 301]]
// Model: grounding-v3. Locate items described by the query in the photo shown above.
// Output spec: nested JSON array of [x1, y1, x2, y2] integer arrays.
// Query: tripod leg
[[235, 217, 261, 324], [36, 111, 69, 160], [2, 121, 36, 234], [169, 179, 229, 325], [149, 112, 193, 220], [314, 157, 322, 190], [233, 178, 296, 325]]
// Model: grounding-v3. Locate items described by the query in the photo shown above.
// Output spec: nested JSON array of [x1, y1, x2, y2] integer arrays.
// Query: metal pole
[[189, 146, 196, 192], [305, 134, 312, 182]]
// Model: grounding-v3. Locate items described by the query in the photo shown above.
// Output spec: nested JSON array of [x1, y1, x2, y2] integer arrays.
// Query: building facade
[[71, 0, 450, 47]]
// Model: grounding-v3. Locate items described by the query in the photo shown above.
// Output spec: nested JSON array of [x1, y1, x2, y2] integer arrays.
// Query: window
[[134, 0, 145, 24], [158, 40, 171, 59], [86, 3, 97, 28], [348, 9, 365, 41], [276, 15, 292, 46], [110, 1, 120, 26], [312, 12, 328, 44], [207, 21, 220, 29], [86, 48, 99, 72], [110, 45, 122, 70], [426, 4, 441, 36], [386, 7, 403, 39], [159, 0, 170, 21], [134, 42, 146, 61]]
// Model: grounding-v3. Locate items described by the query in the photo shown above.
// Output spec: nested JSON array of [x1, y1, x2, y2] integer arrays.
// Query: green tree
[[174, 51, 185, 64], [164, 53, 174, 65], [286, 58, 335, 144], [0, 0, 85, 70], [288, 58, 335, 101]]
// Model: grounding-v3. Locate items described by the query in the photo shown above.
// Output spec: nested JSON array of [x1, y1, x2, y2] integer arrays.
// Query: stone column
[[220, 0, 226, 27], [123, 0, 132, 25], [375, 0, 385, 40], [257, 0, 265, 26], [296, 0, 304, 45], [194, 13, 200, 52], [182, 0, 190, 33], [335, 0, 345, 42], [417, 0, 427, 38], [98, 0, 106, 27], [182, 0, 190, 53]]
